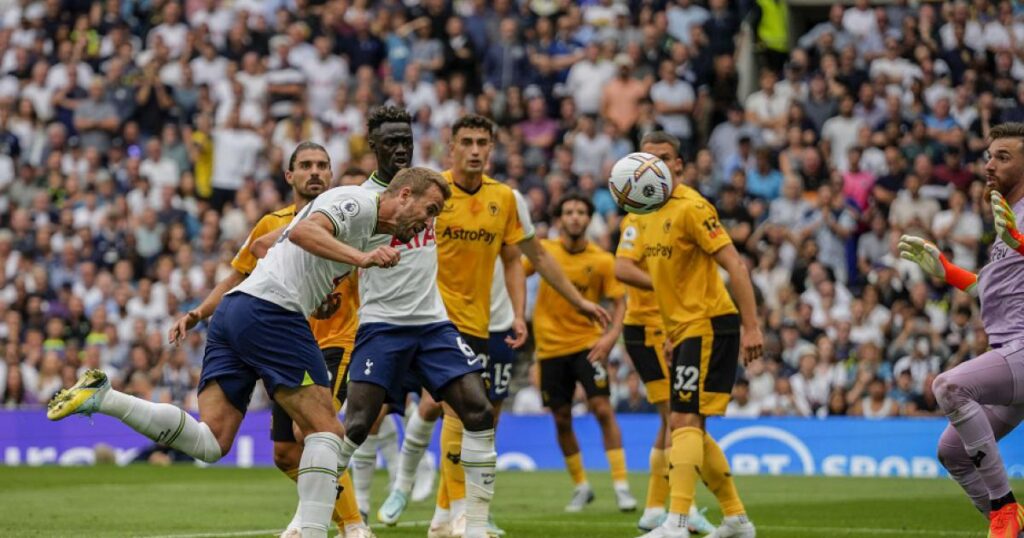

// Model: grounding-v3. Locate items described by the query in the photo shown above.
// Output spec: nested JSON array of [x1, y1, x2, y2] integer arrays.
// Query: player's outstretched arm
[[587, 294, 626, 364], [713, 244, 763, 365], [168, 269, 246, 345], [614, 257, 653, 290], [290, 213, 400, 268], [992, 191, 1024, 255], [519, 236, 611, 326], [897, 234, 977, 294], [500, 243, 529, 349]]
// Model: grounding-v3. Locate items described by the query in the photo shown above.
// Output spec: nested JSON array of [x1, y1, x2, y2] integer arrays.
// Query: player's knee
[[552, 407, 574, 432], [932, 372, 964, 412], [343, 414, 372, 445], [460, 398, 494, 431], [273, 442, 301, 472], [590, 398, 614, 421]]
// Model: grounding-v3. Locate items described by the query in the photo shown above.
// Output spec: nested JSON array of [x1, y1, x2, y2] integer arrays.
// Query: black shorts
[[539, 350, 611, 409], [670, 314, 740, 416], [623, 324, 670, 404], [270, 347, 349, 443]]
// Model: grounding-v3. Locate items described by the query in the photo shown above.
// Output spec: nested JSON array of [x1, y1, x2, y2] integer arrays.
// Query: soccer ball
[[608, 152, 673, 215]]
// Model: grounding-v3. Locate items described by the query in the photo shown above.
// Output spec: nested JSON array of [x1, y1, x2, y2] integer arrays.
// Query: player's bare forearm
[[289, 214, 370, 267], [714, 244, 759, 330], [521, 237, 586, 308], [501, 244, 527, 321], [605, 295, 626, 340], [614, 257, 653, 290], [170, 269, 246, 344], [251, 228, 286, 258]]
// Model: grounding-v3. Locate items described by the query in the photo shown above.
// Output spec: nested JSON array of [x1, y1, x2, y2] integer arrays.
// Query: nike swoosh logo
[[467, 355, 483, 366]]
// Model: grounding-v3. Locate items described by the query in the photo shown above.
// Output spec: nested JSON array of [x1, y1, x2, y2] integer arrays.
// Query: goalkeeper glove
[[897, 234, 977, 293], [992, 190, 1024, 254]]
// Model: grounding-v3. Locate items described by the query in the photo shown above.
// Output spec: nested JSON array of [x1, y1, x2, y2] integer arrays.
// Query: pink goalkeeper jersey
[[977, 197, 1024, 346]]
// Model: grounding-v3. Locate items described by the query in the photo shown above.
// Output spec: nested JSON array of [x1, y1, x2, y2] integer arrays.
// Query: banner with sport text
[[6, 410, 1024, 478]]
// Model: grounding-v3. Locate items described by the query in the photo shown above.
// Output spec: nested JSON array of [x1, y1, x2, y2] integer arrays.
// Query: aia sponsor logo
[[390, 224, 436, 249]]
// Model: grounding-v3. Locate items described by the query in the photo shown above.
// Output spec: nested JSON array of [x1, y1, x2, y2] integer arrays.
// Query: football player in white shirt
[[344, 106, 499, 538], [48, 164, 446, 538]]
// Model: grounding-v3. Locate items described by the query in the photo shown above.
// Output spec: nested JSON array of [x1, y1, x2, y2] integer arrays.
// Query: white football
[[608, 152, 673, 215]]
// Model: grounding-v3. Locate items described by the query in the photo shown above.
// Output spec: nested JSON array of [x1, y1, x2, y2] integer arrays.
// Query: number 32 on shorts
[[674, 365, 699, 392]]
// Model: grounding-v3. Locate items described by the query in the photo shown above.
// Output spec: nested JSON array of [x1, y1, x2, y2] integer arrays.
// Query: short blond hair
[[387, 167, 452, 200]]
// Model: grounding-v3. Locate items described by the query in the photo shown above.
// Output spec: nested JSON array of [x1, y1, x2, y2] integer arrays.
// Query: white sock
[[378, 416, 400, 487], [299, 432, 342, 538], [99, 389, 221, 463], [461, 428, 496, 534], [396, 413, 436, 494], [430, 506, 450, 526], [351, 434, 378, 513], [642, 506, 666, 519], [664, 512, 688, 529], [614, 480, 630, 491], [451, 498, 467, 519]]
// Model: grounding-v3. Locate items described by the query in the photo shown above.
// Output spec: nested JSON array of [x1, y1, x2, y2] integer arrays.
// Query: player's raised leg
[[933, 347, 1024, 535], [49, 367, 232, 462], [48, 296, 260, 464]]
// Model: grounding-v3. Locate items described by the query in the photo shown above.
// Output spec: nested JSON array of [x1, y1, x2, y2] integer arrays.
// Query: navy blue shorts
[[486, 330, 516, 401], [198, 293, 330, 413], [349, 321, 484, 407]]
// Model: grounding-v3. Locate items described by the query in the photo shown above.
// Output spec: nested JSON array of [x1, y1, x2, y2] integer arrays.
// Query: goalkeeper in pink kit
[[899, 123, 1024, 538]]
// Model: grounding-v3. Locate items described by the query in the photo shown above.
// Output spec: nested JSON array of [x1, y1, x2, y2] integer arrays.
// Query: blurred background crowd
[[0, 0, 1007, 421]]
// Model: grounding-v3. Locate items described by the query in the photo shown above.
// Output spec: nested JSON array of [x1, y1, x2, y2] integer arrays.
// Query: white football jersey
[[489, 189, 536, 332], [357, 174, 449, 325], [231, 186, 378, 317]]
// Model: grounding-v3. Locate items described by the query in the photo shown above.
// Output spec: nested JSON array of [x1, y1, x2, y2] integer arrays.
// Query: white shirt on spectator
[[940, 20, 985, 52], [744, 89, 789, 146], [869, 57, 918, 86], [932, 209, 982, 271], [190, 56, 229, 87], [44, 63, 94, 93], [893, 354, 941, 393], [650, 79, 695, 140], [566, 59, 616, 115], [140, 157, 180, 190], [571, 131, 612, 178], [842, 6, 877, 37], [821, 115, 864, 171], [667, 3, 709, 44], [211, 128, 264, 191], [889, 191, 941, 232], [982, 20, 1024, 51], [148, 22, 189, 58], [21, 82, 53, 121], [403, 80, 439, 116], [725, 399, 762, 418], [302, 55, 349, 115]]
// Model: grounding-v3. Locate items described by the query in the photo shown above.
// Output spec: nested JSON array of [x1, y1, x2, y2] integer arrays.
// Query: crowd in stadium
[[0, 0, 1009, 421]]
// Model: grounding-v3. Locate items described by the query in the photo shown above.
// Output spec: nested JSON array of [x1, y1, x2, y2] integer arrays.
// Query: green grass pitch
[[0, 465, 1010, 537]]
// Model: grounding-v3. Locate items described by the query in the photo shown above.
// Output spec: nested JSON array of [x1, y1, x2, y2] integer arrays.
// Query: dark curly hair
[[451, 114, 496, 140], [367, 105, 412, 135]]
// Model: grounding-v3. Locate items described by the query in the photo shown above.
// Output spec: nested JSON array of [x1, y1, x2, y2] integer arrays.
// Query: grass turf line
[[0, 466, 1009, 538]]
